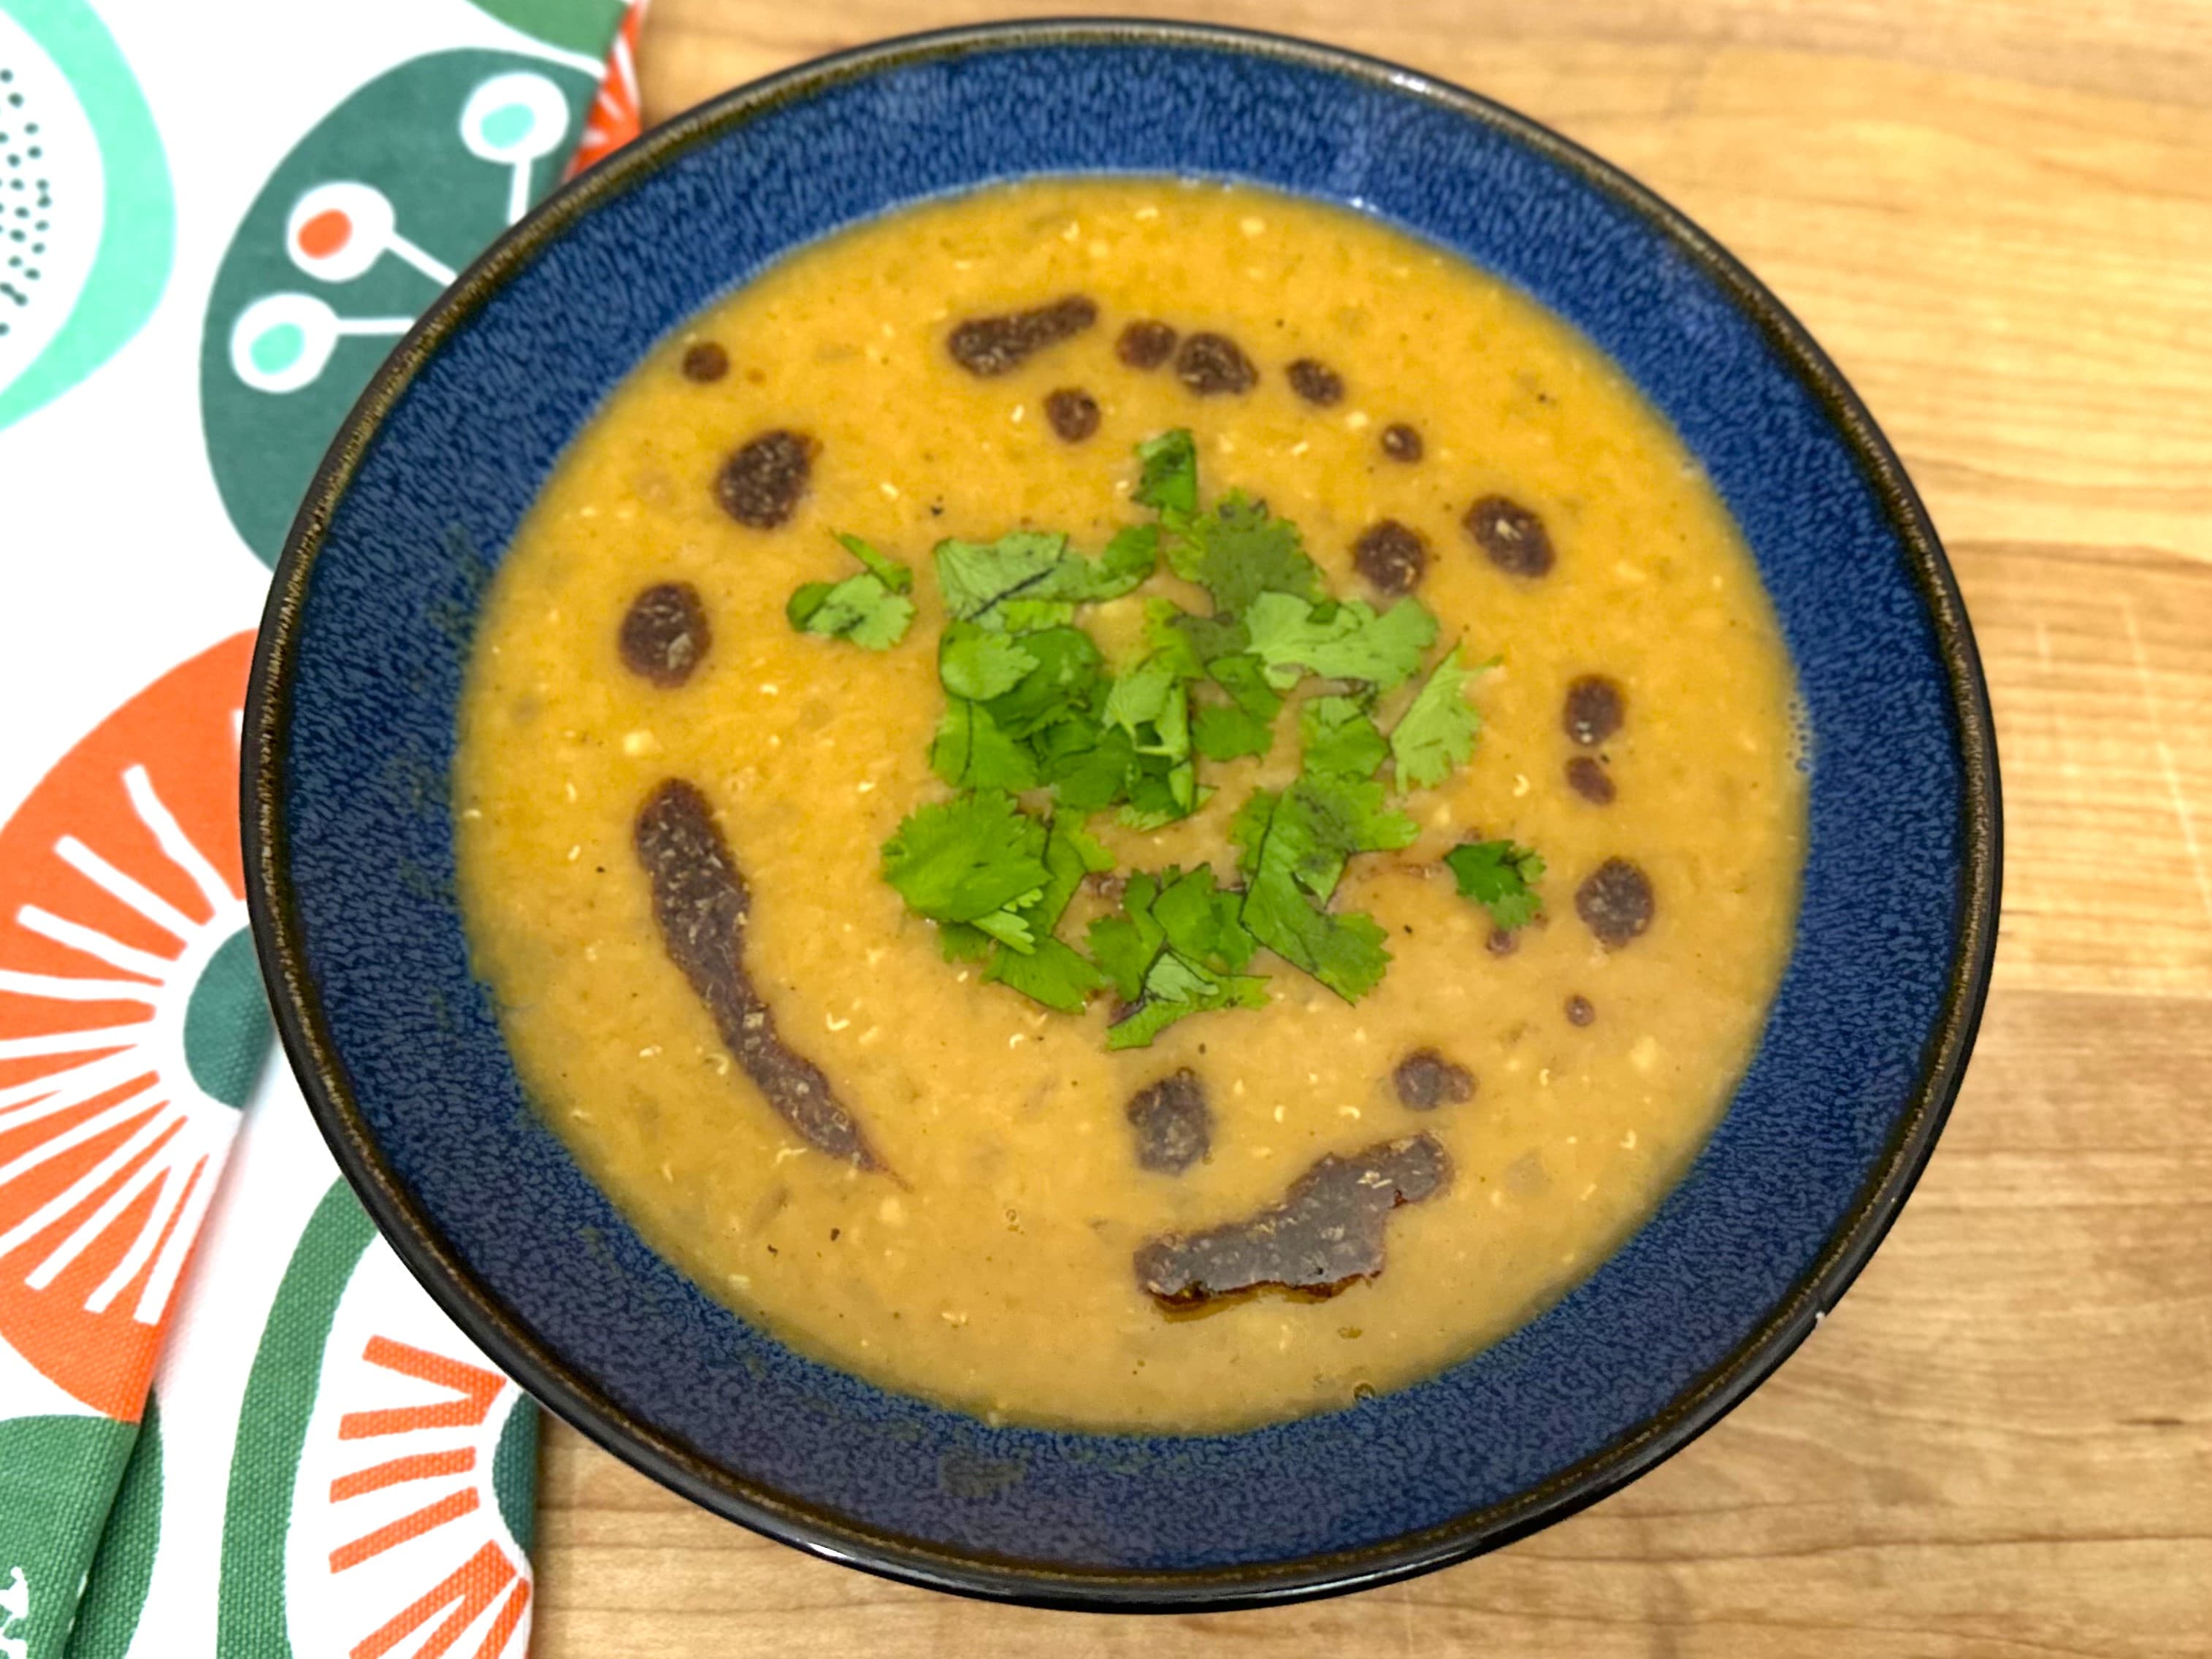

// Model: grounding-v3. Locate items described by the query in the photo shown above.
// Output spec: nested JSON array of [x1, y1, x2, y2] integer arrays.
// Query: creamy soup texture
[[454, 178, 1805, 1433]]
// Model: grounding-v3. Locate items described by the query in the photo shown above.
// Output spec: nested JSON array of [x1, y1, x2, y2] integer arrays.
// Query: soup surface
[[454, 178, 1805, 1433]]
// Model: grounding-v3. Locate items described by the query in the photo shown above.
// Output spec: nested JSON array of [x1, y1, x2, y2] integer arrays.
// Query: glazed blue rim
[[245, 20, 2000, 1612]]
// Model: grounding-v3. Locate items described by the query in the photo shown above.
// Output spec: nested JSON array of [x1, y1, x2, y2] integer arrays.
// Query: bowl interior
[[250, 23, 1994, 1609]]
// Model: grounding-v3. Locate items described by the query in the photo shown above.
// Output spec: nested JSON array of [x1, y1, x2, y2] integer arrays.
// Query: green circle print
[[464, 0, 627, 58], [183, 927, 269, 1109], [199, 49, 599, 567], [0, 0, 175, 432]]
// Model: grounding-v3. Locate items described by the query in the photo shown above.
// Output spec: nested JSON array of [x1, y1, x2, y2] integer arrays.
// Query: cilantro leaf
[[1103, 654, 1186, 751], [898, 808, 1110, 1014], [1097, 653, 1198, 826], [1043, 532, 1157, 606], [1238, 873, 1394, 1000], [930, 624, 1118, 795], [938, 922, 994, 963], [930, 698, 1040, 791], [1087, 873, 1167, 1001], [1207, 652, 1281, 719], [787, 576, 916, 649], [1174, 494, 1323, 613], [935, 530, 1153, 631], [1390, 647, 1482, 790], [881, 792, 1051, 926], [1243, 592, 1437, 690], [1228, 786, 1277, 875], [1134, 429, 1198, 515], [1300, 695, 1388, 778], [939, 621, 1038, 701], [1231, 777, 1413, 1001], [982, 627, 1107, 739], [933, 532, 1069, 626], [1184, 645, 1284, 762], [1192, 700, 1275, 761], [1143, 598, 1208, 681], [787, 537, 919, 649], [1092, 867, 1271, 1049], [1029, 816, 1112, 935], [1233, 774, 1417, 901], [1045, 724, 1139, 813], [1087, 864, 1256, 1019], [1106, 955, 1269, 1049], [1444, 839, 1547, 930], [985, 936, 1109, 1012], [1098, 524, 1162, 594], [1150, 865, 1258, 971], [1162, 608, 1251, 672], [969, 818, 1114, 1013], [971, 904, 1038, 953], [1117, 756, 1199, 829], [838, 532, 913, 593]]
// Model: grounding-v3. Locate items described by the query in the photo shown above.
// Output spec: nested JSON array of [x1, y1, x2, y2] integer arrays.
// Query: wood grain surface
[[532, 3, 2212, 1652]]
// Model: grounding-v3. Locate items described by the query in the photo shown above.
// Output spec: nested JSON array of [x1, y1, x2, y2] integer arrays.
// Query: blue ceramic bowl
[[245, 20, 1999, 1611]]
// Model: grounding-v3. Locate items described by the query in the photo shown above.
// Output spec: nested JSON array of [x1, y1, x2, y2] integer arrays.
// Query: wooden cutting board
[[532, 2, 2212, 1652]]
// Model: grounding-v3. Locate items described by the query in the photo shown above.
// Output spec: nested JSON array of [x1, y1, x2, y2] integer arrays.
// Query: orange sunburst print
[[564, 0, 646, 177], [320, 1336, 532, 1659], [0, 632, 266, 1419]]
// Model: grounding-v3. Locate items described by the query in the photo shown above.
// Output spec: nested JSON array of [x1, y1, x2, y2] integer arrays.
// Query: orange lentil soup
[[454, 178, 1805, 1433]]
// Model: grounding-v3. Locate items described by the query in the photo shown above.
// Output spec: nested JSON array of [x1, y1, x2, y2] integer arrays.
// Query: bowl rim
[[243, 15, 2002, 1614]]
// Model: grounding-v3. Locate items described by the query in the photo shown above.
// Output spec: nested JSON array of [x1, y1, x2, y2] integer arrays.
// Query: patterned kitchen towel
[[0, 2, 644, 1655]]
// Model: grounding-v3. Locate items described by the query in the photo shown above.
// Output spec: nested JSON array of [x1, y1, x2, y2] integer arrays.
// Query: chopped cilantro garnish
[[1100, 651, 1201, 828], [1208, 652, 1280, 718], [1089, 867, 1268, 1048], [1191, 701, 1275, 761], [969, 903, 1037, 952], [938, 621, 1038, 700], [787, 535, 917, 649], [1444, 838, 1547, 930], [1134, 429, 1198, 515], [1151, 865, 1258, 971], [930, 624, 1118, 796], [1189, 652, 1287, 764], [1115, 757, 1199, 830], [881, 792, 1050, 938], [983, 627, 1109, 739], [1106, 956, 1270, 1049], [935, 529, 1152, 631], [1390, 646, 1483, 790], [932, 532, 1070, 628], [1233, 774, 1417, 904], [1241, 591, 1437, 690], [1091, 867, 1255, 992], [930, 697, 1039, 791], [1239, 870, 1394, 1002], [1036, 818, 1114, 924], [987, 938, 1111, 1013], [980, 819, 1114, 1011], [1043, 724, 1138, 813], [1166, 608, 1252, 672], [1170, 493, 1324, 614], [1098, 524, 1163, 593], [840, 532, 913, 593], [1300, 695, 1388, 778], [865, 426, 1520, 1035], [936, 922, 995, 963], [888, 801, 1109, 1009], [1103, 654, 1187, 752], [1142, 598, 1207, 681], [1086, 883, 1165, 1003], [1231, 775, 1415, 1001]]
